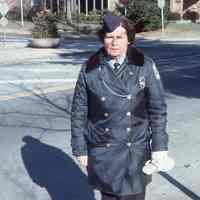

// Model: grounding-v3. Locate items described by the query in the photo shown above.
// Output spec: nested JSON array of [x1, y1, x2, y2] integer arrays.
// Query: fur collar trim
[[86, 46, 144, 73]]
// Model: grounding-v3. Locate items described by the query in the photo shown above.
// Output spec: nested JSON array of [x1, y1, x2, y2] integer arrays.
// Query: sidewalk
[[0, 20, 32, 36], [137, 29, 200, 41], [137, 21, 200, 41]]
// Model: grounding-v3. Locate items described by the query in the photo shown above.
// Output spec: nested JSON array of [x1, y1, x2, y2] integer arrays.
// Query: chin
[[110, 52, 121, 58]]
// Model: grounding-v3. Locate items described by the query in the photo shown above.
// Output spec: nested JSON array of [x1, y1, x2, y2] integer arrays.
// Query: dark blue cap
[[103, 12, 123, 33]]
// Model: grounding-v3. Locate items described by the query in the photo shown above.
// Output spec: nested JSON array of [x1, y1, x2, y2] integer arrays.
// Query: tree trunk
[[50, 0, 53, 12], [44, 0, 47, 10], [63, 0, 67, 13], [57, 0, 60, 14], [41, 0, 45, 11], [67, 0, 72, 22], [71, 0, 74, 13]]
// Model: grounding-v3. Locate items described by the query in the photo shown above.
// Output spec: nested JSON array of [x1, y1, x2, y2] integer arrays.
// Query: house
[[170, 0, 200, 22]]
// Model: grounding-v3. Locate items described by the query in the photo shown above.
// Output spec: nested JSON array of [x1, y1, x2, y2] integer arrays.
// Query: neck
[[113, 54, 126, 63]]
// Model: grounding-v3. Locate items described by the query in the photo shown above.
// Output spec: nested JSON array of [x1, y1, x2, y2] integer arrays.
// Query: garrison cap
[[103, 12, 123, 32], [98, 11, 135, 43]]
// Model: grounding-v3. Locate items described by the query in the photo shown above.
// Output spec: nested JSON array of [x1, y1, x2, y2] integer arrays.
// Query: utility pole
[[77, 0, 80, 14], [93, 0, 96, 12], [20, 0, 24, 26], [101, 0, 104, 11], [85, 0, 88, 16], [157, 0, 165, 34], [180, 0, 184, 21]]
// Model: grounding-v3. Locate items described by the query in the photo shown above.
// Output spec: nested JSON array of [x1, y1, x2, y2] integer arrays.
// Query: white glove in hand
[[142, 151, 175, 175], [77, 155, 88, 167]]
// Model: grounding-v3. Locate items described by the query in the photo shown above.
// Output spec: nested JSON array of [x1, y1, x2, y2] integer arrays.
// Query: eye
[[116, 36, 123, 39], [105, 36, 113, 39]]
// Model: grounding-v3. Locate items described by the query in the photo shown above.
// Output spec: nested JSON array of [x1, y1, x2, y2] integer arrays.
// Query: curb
[[136, 33, 200, 42]]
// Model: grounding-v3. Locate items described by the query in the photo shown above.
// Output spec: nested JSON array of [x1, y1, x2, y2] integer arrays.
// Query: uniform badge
[[139, 76, 146, 89]]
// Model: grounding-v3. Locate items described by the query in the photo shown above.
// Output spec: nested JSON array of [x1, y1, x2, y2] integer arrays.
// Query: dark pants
[[101, 192, 145, 200]]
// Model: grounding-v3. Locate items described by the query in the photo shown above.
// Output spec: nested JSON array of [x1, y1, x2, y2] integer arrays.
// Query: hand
[[142, 151, 175, 175], [77, 155, 88, 167], [152, 151, 175, 172]]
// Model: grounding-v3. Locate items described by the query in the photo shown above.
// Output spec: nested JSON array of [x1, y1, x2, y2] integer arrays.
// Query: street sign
[[0, 1, 9, 16], [0, 16, 8, 27], [157, 0, 165, 9]]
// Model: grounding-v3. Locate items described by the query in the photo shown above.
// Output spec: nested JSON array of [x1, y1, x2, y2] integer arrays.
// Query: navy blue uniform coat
[[71, 46, 168, 196]]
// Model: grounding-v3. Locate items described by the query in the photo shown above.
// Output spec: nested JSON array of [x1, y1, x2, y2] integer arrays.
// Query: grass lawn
[[166, 21, 200, 33]]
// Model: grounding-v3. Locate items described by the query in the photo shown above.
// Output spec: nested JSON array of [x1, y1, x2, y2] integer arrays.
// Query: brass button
[[104, 112, 109, 117], [105, 128, 110, 132], [106, 143, 111, 147], [126, 142, 132, 147], [126, 112, 131, 116], [101, 97, 106, 101], [129, 71, 134, 76], [127, 95, 132, 100], [126, 127, 131, 132]]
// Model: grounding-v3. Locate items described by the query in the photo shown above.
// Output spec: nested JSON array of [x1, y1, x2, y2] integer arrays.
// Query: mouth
[[111, 48, 120, 51]]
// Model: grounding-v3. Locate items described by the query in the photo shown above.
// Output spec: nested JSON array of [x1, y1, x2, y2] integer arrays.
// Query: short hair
[[98, 15, 135, 44]]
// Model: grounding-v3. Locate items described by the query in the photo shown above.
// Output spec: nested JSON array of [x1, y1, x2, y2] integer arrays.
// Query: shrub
[[168, 12, 181, 21], [31, 11, 58, 38], [72, 10, 103, 24], [119, 0, 170, 32]]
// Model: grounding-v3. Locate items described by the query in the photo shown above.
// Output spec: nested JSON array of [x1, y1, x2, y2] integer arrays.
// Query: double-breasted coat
[[71, 46, 168, 196]]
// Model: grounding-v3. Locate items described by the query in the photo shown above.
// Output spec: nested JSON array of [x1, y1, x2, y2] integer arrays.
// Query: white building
[[4, 0, 119, 13]]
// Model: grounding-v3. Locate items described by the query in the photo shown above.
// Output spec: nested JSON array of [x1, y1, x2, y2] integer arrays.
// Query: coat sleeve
[[146, 58, 168, 151], [71, 67, 88, 156]]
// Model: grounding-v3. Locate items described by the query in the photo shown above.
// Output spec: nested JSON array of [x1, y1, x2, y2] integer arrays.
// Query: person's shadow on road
[[21, 136, 95, 200]]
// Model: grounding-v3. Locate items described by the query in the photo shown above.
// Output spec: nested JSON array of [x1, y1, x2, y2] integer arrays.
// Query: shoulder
[[144, 56, 161, 80], [85, 47, 105, 73], [144, 56, 155, 67]]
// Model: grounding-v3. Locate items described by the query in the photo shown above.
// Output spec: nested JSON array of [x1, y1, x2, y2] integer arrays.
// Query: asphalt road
[[0, 37, 200, 200]]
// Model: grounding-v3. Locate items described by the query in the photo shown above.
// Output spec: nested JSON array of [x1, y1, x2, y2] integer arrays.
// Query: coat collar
[[86, 46, 144, 73]]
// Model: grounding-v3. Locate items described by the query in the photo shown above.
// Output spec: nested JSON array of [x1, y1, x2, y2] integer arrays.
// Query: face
[[104, 26, 128, 60]]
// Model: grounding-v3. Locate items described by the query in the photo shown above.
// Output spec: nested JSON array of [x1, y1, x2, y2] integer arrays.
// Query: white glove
[[76, 155, 88, 167], [142, 151, 175, 175]]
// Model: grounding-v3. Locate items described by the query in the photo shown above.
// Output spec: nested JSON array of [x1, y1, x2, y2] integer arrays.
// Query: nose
[[111, 37, 118, 46]]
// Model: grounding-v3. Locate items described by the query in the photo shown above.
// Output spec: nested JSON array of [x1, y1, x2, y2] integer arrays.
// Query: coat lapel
[[86, 46, 145, 97], [100, 61, 129, 96]]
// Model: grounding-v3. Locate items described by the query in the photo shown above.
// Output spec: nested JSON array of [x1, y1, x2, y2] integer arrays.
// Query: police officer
[[71, 12, 174, 200]]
